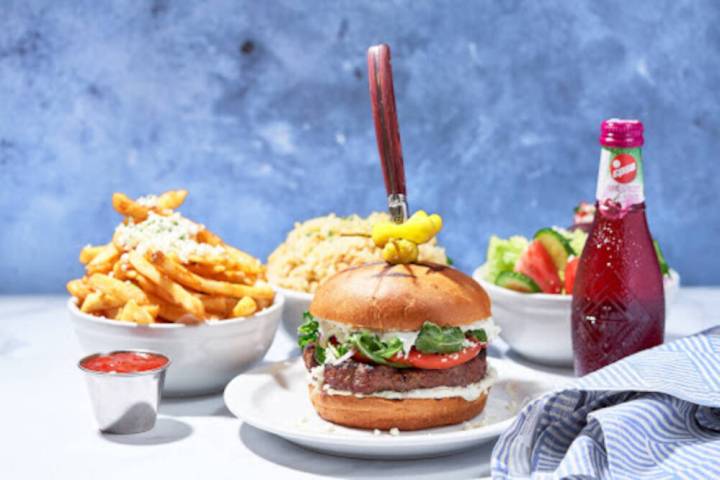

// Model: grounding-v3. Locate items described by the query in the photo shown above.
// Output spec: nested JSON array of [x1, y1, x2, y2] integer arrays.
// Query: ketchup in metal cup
[[81, 351, 169, 374], [571, 119, 665, 376]]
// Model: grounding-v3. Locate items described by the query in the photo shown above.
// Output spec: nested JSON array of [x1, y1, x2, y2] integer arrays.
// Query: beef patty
[[303, 344, 487, 395]]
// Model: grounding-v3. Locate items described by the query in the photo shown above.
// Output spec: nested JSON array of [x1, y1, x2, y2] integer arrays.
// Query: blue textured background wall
[[1, 0, 719, 292]]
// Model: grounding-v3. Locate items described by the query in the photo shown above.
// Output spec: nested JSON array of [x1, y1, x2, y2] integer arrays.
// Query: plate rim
[[224, 357, 565, 448]]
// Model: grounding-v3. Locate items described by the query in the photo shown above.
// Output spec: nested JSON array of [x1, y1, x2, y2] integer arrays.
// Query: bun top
[[309, 262, 491, 331]]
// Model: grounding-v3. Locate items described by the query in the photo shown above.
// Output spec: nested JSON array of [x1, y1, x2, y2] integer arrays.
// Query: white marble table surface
[[2, 290, 719, 479]]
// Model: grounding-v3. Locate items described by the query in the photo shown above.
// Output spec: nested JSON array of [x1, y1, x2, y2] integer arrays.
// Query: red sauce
[[81, 352, 168, 373]]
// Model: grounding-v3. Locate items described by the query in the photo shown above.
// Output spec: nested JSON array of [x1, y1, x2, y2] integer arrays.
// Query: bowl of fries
[[67, 190, 284, 396]]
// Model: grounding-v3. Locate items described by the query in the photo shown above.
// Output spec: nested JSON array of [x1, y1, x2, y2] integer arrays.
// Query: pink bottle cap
[[599, 119, 644, 148]]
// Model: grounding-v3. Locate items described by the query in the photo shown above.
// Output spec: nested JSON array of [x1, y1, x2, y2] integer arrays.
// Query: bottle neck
[[595, 146, 645, 209]]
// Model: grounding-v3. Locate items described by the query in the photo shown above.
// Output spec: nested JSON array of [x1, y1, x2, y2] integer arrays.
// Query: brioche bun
[[309, 384, 489, 431], [309, 262, 491, 331]]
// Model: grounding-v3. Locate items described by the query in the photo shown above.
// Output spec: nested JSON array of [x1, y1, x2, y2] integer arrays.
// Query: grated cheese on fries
[[67, 190, 274, 324], [114, 211, 225, 263]]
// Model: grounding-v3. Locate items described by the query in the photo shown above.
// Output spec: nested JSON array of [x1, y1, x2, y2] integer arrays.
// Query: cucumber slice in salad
[[534, 228, 574, 271], [495, 271, 541, 293]]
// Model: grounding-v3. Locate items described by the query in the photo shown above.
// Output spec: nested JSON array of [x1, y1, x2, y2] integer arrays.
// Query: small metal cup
[[78, 350, 170, 434]]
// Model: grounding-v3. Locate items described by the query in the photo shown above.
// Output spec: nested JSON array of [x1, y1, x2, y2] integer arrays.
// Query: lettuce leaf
[[561, 228, 588, 257], [348, 332, 408, 368], [484, 235, 529, 282], [297, 312, 320, 349], [469, 329, 487, 342], [414, 322, 466, 353]]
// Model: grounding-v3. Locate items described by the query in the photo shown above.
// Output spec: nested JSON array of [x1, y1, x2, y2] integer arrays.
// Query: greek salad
[[482, 202, 671, 294]]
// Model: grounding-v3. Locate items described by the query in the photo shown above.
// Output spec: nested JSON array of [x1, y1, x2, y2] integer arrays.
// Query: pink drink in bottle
[[571, 119, 665, 376]]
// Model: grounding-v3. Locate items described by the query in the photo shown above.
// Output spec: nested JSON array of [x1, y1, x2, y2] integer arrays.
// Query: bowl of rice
[[267, 213, 449, 334]]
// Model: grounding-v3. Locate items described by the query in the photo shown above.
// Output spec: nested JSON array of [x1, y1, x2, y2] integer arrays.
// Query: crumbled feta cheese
[[373, 429, 381, 436], [463, 418, 488, 430], [389, 427, 400, 436], [136, 194, 159, 207], [114, 211, 224, 262]]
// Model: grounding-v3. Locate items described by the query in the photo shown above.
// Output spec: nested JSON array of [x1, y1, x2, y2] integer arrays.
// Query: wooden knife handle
[[368, 44, 407, 198]]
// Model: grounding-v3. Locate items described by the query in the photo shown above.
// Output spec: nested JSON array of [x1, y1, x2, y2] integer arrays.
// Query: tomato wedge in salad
[[515, 240, 562, 294], [564, 257, 580, 294]]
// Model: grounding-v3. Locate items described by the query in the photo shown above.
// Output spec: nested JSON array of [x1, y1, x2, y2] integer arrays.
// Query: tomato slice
[[352, 351, 371, 363], [515, 240, 562, 294], [564, 257, 580, 294], [389, 341, 484, 370]]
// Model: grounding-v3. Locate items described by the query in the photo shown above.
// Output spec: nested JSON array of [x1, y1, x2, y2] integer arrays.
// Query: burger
[[298, 261, 498, 431]]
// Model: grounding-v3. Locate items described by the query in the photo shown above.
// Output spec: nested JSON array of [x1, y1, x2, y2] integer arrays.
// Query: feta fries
[[68, 190, 274, 324]]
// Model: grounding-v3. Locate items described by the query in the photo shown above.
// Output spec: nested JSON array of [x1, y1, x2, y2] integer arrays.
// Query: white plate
[[224, 357, 566, 459]]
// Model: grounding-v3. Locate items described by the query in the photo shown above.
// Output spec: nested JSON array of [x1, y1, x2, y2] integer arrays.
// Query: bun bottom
[[308, 384, 489, 431]]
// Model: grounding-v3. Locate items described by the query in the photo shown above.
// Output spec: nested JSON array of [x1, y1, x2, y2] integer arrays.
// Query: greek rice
[[267, 213, 448, 293]]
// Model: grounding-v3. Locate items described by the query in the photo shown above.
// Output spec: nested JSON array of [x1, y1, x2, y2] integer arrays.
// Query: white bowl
[[473, 268, 680, 366], [68, 292, 284, 397], [274, 286, 313, 336]]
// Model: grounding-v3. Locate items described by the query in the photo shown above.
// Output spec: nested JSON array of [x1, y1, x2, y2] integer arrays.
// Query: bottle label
[[596, 147, 644, 207]]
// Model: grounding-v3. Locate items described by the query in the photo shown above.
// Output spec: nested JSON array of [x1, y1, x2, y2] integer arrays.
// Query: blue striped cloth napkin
[[491, 326, 720, 479]]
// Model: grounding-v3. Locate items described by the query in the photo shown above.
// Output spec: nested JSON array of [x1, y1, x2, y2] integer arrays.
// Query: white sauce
[[311, 365, 497, 402], [324, 347, 355, 365]]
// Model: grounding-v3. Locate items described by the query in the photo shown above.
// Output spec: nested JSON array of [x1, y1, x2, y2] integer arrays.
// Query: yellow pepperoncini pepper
[[381, 238, 419, 264], [372, 210, 443, 264]]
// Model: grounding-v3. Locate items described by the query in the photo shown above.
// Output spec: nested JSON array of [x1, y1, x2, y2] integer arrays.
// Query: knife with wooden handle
[[367, 43, 408, 224]]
